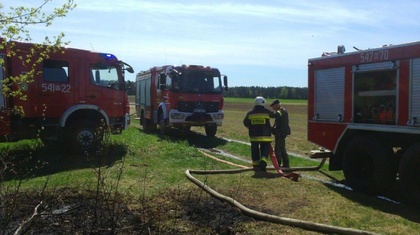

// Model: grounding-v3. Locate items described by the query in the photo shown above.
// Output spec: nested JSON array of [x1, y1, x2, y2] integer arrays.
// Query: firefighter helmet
[[254, 96, 266, 106]]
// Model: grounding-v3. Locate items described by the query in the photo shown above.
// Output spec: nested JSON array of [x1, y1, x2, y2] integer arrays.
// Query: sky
[[3, 0, 420, 87]]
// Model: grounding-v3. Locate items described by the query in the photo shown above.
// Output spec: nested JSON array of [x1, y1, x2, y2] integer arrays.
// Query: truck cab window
[[90, 65, 120, 89], [43, 60, 69, 82], [165, 74, 172, 89], [172, 76, 180, 91], [181, 71, 222, 94]]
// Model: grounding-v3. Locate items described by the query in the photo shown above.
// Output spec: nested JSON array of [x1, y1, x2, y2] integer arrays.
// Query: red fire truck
[[308, 42, 420, 208], [135, 65, 228, 136], [0, 40, 134, 153]]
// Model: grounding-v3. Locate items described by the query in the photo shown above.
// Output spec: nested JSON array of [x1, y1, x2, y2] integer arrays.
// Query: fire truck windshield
[[90, 64, 122, 90], [173, 71, 222, 94]]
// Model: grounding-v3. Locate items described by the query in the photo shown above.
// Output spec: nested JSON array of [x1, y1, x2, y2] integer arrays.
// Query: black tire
[[343, 135, 396, 194], [141, 112, 156, 132], [181, 126, 191, 131], [205, 125, 217, 137], [65, 120, 102, 154], [399, 143, 420, 209]]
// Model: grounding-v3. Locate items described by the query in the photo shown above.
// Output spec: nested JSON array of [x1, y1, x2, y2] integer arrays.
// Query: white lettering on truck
[[42, 83, 71, 93], [360, 49, 389, 63]]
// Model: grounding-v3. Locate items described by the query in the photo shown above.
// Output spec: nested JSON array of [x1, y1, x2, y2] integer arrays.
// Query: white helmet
[[254, 96, 266, 106]]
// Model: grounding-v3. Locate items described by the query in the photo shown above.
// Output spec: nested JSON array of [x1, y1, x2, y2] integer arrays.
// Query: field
[[0, 97, 419, 234], [130, 96, 317, 156], [126, 97, 420, 234], [211, 97, 317, 156]]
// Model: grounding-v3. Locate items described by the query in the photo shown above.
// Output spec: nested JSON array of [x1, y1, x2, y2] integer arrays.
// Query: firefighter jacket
[[243, 106, 274, 142], [273, 108, 291, 138]]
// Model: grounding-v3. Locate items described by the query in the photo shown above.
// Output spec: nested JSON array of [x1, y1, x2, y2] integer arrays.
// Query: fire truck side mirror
[[223, 75, 228, 91], [126, 67, 134, 73], [121, 61, 134, 73]]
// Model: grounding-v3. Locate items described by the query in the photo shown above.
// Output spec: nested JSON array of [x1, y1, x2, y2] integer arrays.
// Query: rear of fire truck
[[308, 42, 420, 209]]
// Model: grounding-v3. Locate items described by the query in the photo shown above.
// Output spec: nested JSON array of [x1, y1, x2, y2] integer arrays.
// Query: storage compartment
[[353, 68, 397, 125]]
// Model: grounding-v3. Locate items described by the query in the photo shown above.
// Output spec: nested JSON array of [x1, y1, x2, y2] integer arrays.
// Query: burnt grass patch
[[1, 187, 257, 234]]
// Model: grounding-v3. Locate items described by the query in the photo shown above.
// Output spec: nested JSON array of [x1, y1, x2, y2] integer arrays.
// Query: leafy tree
[[0, 0, 76, 114], [280, 87, 289, 99], [224, 86, 308, 99], [291, 87, 297, 99], [1, 3, 77, 233]]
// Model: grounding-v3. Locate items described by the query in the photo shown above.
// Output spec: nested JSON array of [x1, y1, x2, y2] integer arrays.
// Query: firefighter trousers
[[274, 136, 289, 167], [251, 142, 270, 168]]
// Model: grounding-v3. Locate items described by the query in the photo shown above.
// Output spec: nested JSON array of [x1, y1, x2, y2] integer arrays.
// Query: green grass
[[2, 128, 420, 234], [2, 98, 420, 234], [2, 129, 239, 196], [195, 96, 318, 156]]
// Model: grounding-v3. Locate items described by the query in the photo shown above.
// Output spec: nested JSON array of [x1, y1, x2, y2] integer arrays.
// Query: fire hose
[[184, 150, 380, 235]]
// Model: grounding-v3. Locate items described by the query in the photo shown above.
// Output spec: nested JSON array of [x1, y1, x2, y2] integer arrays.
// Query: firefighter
[[243, 96, 275, 172], [270, 99, 291, 168]]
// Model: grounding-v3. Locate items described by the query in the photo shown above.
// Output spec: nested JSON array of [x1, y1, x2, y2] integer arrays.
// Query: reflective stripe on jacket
[[243, 106, 274, 142]]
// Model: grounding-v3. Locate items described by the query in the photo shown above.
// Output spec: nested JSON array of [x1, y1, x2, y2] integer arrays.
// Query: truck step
[[310, 149, 332, 159]]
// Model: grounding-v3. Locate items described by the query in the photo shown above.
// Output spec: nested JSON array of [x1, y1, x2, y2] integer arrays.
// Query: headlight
[[213, 113, 224, 119], [171, 113, 185, 119]]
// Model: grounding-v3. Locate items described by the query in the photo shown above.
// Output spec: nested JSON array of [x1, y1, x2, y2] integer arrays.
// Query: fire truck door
[[85, 65, 125, 119], [0, 54, 10, 136], [38, 59, 74, 118]]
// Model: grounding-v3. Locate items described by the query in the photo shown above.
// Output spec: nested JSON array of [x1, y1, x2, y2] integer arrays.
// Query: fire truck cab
[[308, 42, 420, 208], [0, 40, 134, 153], [136, 65, 228, 136]]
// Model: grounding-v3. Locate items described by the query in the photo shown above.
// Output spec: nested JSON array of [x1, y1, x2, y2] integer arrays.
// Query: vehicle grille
[[177, 101, 219, 112]]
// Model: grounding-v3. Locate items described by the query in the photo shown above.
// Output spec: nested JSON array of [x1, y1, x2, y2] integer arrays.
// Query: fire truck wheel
[[141, 113, 156, 132], [205, 125, 217, 137], [399, 143, 420, 209], [181, 126, 191, 131], [66, 120, 102, 153], [343, 135, 396, 194]]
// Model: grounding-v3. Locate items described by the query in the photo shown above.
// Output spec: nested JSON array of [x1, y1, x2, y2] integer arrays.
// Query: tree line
[[224, 86, 308, 99], [126, 81, 308, 100]]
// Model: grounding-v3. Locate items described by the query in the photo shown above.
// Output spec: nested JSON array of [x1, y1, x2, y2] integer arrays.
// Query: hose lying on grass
[[200, 148, 327, 172], [185, 151, 379, 235]]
